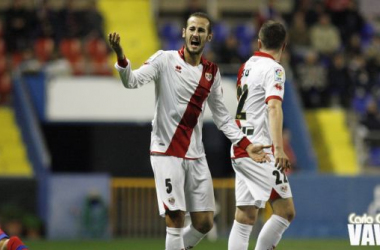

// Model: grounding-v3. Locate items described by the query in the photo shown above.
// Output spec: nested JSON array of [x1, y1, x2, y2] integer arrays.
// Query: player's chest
[[164, 61, 209, 96]]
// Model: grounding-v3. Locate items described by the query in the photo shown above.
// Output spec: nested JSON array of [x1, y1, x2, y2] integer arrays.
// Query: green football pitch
[[24, 238, 379, 250]]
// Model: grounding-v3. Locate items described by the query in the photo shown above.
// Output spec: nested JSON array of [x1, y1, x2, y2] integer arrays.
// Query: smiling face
[[182, 16, 212, 56]]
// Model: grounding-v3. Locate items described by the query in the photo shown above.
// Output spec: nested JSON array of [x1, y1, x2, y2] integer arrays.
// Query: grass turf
[[24, 238, 380, 250]]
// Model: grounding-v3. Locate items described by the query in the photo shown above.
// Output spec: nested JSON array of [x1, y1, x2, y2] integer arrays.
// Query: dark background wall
[[42, 123, 234, 177]]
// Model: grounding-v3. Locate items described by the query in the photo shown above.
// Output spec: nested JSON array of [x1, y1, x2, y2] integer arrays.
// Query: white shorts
[[232, 155, 293, 209], [150, 155, 215, 216]]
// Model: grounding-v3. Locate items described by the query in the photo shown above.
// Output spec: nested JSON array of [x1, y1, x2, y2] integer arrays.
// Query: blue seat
[[212, 22, 230, 43], [159, 22, 182, 41], [369, 147, 380, 166], [234, 22, 256, 43]]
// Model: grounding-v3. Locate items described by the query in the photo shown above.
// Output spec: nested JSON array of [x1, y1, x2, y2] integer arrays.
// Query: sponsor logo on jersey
[[281, 185, 288, 193], [175, 65, 182, 73], [168, 197, 175, 205], [205, 72, 212, 81], [274, 68, 284, 82]]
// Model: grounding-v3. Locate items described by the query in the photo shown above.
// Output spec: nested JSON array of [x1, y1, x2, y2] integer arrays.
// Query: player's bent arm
[[114, 61, 157, 89], [207, 71, 247, 145], [114, 51, 164, 89]]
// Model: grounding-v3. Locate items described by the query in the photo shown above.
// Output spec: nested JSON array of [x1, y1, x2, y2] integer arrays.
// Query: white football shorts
[[232, 155, 293, 208], [150, 155, 215, 216]]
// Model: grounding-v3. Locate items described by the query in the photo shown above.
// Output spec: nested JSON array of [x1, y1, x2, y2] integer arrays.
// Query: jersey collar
[[178, 46, 209, 66], [254, 51, 275, 60]]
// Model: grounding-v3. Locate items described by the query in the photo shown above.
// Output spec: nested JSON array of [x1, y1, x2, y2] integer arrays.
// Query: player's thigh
[[185, 157, 215, 213], [232, 158, 270, 208], [151, 155, 186, 214]]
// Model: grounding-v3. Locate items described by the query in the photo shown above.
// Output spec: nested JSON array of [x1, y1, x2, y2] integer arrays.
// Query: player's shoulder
[[145, 50, 167, 64]]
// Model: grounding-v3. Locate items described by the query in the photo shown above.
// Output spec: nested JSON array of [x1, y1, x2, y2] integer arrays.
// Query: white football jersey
[[115, 47, 249, 159], [231, 51, 286, 158]]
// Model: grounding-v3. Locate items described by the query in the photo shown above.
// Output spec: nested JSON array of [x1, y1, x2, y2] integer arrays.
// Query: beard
[[185, 41, 204, 55]]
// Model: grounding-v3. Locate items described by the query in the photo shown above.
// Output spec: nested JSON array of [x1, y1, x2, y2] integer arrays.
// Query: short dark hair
[[186, 12, 213, 34], [258, 20, 286, 50]]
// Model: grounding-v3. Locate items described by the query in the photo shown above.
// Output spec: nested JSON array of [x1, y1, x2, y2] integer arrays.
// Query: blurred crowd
[[0, 0, 111, 104]]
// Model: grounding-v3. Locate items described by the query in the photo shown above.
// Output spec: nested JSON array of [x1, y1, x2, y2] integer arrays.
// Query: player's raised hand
[[274, 149, 291, 172], [108, 32, 124, 59], [246, 144, 271, 163]]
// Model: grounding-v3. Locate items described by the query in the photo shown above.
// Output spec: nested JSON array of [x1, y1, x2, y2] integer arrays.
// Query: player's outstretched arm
[[245, 144, 271, 163], [108, 32, 124, 60]]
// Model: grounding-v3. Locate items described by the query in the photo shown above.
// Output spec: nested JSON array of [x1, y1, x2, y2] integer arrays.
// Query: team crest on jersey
[[274, 83, 283, 91], [274, 68, 284, 82], [281, 185, 288, 193], [205, 72, 212, 81], [168, 197, 175, 205]]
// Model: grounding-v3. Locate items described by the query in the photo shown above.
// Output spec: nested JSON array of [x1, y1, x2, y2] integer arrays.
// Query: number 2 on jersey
[[236, 84, 248, 120]]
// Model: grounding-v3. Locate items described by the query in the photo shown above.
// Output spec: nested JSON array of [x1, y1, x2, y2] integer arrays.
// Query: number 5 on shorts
[[165, 178, 172, 193]]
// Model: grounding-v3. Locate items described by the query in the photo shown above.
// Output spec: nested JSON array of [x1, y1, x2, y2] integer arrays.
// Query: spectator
[[310, 13, 341, 56], [60, 0, 84, 38], [288, 11, 311, 58], [327, 53, 353, 108], [183, 0, 205, 25], [296, 50, 328, 108], [361, 100, 380, 131], [35, 0, 62, 44], [345, 33, 362, 58], [83, 0, 105, 40], [339, 0, 364, 45], [348, 54, 370, 93], [4, 0, 35, 52], [217, 34, 243, 64]]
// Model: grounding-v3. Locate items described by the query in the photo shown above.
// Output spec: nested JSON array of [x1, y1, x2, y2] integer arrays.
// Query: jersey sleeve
[[207, 69, 248, 147], [264, 64, 286, 103], [114, 50, 164, 89]]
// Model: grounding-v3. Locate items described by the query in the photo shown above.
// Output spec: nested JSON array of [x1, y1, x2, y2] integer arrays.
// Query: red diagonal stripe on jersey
[[165, 63, 218, 157]]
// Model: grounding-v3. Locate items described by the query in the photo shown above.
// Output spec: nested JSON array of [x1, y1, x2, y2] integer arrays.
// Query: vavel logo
[[348, 185, 380, 246]]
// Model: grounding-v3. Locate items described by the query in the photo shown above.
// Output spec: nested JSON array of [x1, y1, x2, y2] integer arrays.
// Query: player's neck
[[184, 49, 202, 66], [260, 49, 281, 62]]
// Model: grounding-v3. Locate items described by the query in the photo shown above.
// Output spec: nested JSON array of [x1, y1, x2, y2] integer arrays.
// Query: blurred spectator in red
[[310, 13, 341, 56], [0, 73, 11, 105]]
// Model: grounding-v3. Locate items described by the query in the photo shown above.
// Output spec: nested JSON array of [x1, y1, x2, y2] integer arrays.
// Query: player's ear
[[207, 33, 213, 42], [258, 39, 262, 49], [182, 28, 186, 38], [282, 42, 287, 52]]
